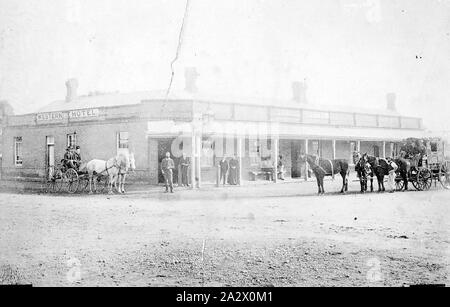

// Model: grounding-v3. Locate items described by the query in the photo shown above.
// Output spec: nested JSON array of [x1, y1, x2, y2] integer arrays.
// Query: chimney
[[292, 80, 307, 104], [0, 100, 14, 116], [386, 92, 396, 111], [184, 67, 199, 93], [65, 78, 78, 102]]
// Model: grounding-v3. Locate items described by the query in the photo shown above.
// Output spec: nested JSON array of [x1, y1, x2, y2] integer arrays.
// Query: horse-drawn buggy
[[395, 138, 450, 191], [44, 150, 135, 194], [45, 162, 109, 194]]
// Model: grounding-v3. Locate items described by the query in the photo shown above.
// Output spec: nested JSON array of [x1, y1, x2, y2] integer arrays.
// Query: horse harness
[[103, 158, 122, 176]]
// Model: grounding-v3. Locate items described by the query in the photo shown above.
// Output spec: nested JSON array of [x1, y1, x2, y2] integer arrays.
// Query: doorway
[[157, 138, 179, 184], [46, 136, 55, 179], [290, 140, 303, 178], [373, 145, 380, 157]]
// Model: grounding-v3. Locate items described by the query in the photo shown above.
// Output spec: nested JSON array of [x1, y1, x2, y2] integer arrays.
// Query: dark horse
[[353, 152, 373, 193], [302, 154, 349, 194], [353, 152, 390, 192]]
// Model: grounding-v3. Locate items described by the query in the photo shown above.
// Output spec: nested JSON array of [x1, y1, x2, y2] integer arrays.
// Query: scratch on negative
[[165, 0, 191, 100]]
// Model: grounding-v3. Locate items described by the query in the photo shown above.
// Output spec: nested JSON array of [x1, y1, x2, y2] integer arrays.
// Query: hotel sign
[[69, 108, 99, 120], [36, 108, 101, 124], [36, 112, 68, 123]]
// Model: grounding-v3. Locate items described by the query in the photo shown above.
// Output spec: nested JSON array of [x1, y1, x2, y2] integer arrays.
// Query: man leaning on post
[[161, 152, 175, 193]]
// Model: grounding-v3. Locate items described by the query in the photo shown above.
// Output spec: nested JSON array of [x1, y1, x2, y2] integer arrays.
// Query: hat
[[76, 146, 80, 149]]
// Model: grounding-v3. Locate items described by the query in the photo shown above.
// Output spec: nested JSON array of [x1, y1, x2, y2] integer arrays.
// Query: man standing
[[277, 155, 285, 180], [219, 157, 229, 186], [161, 152, 175, 193], [229, 155, 239, 185], [180, 152, 190, 187], [386, 157, 398, 193]]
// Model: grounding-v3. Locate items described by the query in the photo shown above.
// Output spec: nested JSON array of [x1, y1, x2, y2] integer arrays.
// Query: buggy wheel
[[439, 162, 450, 190], [45, 180, 55, 193], [64, 169, 79, 194], [53, 169, 64, 193], [95, 175, 109, 194], [77, 178, 89, 193], [395, 177, 404, 191], [412, 180, 421, 191], [418, 168, 432, 191]]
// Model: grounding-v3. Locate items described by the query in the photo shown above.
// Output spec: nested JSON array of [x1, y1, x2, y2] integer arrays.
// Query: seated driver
[[63, 147, 72, 170], [64, 146, 77, 170], [73, 146, 82, 169]]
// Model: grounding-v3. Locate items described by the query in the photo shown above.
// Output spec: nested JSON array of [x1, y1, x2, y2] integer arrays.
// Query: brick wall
[[1, 120, 151, 180]]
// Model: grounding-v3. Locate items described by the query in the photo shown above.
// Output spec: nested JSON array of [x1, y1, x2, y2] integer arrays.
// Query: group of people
[[63, 146, 82, 171], [160, 152, 289, 193], [159, 153, 242, 193], [218, 155, 240, 185]]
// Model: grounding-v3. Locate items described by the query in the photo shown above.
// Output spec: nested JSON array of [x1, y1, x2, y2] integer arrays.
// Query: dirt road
[[0, 181, 449, 286]]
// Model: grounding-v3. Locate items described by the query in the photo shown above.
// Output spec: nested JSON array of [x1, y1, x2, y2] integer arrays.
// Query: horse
[[85, 152, 133, 194], [353, 152, 390, 192], [116, 152, 136, 194], [301, 154, 349, 194], [353, 152, 373, 193]]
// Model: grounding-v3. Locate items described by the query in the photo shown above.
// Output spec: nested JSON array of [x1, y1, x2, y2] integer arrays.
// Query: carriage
[[44, 163, 109, 194], [395, 138, 450, 191]]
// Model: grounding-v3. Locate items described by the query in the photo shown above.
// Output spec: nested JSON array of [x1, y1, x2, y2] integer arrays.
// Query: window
[[249, 138, 272, 166], [67, 133, 77, 148], [117, 132, 129, 149], [47, 136, 55, 145], [430, 142, 438, 152], [311, 140, 319, 155], [14, 137, 23, 166]]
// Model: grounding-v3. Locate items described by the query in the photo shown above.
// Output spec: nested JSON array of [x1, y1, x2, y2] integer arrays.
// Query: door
[[373, 145, 380, 157], [290, 140, 303, 178], [46, 136, 55, 179]]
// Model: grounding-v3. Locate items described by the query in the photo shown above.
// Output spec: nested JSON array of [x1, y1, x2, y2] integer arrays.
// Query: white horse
[[85, 152, 134, 194], [116, 152, 136, 194]]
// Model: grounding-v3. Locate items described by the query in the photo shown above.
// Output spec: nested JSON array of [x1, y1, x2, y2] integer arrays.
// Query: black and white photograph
[[0, 0, 449, 290]]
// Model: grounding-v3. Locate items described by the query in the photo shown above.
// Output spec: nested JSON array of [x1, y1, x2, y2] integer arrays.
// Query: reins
[[100, 158, 121, 176]]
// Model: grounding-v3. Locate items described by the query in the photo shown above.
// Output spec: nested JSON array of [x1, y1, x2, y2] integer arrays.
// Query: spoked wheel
[[77, 178, 90, 193], [439, 162, 450, 190], [47, 169, 64, 193], [418, 168, 432, 191], [95, 175, 110, 194], [409, 169, 421, 191], [395, 177, 405, 191], [64, 169, 79, 194]]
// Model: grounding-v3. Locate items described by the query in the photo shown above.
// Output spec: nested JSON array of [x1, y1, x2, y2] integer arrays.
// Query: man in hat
[[219, 156, 229, 186], [180, 152, 190, 187], [161, 152, 175, 193], [228, 155, 239, 185], [63, 146, 74, 170], [277, 155, 286, 180], [386, 157, 398, 193]]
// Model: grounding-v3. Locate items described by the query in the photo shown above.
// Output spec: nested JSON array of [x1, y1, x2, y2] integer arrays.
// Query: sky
[[0, 0, 449, 130]]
